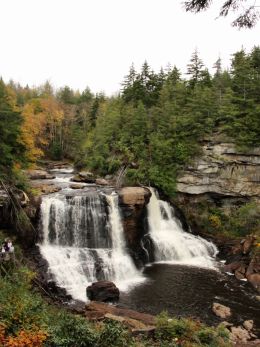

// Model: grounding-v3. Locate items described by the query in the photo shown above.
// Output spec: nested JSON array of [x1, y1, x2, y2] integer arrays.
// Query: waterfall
[[39, 191, 143, 301], [147, 188, 218, 268]]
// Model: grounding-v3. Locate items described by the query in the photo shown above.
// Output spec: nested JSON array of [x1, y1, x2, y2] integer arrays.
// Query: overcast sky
[[0, 0, 259, 95]]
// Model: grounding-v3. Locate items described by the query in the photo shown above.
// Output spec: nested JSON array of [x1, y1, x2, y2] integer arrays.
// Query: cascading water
[[39, 190, 143, 301], [146, 188, 218, 268]]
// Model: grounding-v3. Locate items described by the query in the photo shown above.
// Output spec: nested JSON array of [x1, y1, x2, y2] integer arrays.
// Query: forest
[[1, 46, 260, 196]]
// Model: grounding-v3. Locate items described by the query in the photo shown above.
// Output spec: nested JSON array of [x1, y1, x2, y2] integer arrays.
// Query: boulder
[[27, 169, 55, 180], [118, 187, 151, 206], [247, 273, 260, 292], [86, 281, 119, 302], [235, 265, 246, 280], [230, 326, 251, 343], [71, 172, 96, 184], [224, 261, 242, 273], [118, 187, 152, 266], [95, 178, 109, 186], [242, 235, 257, 254], [243, 320, 254, 331], [212, 303, 231, 319], [246, 255, 260, 277], [39, 184, 61, 194], [70, 184, 85, 190]]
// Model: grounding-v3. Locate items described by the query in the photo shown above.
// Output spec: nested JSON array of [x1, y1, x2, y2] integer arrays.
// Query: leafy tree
[[0, 79, 25, 176]]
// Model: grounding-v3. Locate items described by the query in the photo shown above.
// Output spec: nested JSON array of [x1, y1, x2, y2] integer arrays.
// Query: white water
[[147, 188, 218, 268], [39, 191, 143, 301]]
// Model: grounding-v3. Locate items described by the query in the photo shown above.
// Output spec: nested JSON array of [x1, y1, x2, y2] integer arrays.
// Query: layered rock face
[[118, 187, 152, 267], [175, 137, 260, 292], [177, 140, 260, 197]]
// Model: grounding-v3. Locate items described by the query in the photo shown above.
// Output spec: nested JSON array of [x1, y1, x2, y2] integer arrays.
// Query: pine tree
[[186, 49, 204, 89]]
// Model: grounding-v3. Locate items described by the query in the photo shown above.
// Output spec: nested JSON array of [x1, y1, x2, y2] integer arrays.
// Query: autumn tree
[[0, 79, 25, 176]]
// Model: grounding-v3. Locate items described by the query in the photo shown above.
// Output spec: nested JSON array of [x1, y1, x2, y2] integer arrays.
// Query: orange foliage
[[0, 324, 47, 347]]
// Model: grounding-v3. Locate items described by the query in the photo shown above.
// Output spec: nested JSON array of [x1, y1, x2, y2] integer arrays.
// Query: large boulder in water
[[212, 303, 232, 319], [72, 171, 96, 183], [86, 281, 120, 302]]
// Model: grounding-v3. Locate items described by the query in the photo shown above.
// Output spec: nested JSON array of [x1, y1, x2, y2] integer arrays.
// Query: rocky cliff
[[174, 136, 260, 292], [177, 139, 260, 198]]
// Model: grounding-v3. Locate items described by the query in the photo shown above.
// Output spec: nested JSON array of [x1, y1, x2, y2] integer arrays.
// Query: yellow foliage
[[0, 325, 47, 347], [209, 215, 222, 229], [19, 97, 64, 163]]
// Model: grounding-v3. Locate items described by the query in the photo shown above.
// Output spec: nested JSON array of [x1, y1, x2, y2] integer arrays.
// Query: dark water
[[119, 263, 260, 332]]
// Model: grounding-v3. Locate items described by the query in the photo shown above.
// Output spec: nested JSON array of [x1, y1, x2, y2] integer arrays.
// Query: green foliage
[[155, 311, 231, 347], [46, 311, 97, 347], [0, 79, 26, 178], [98, 320, 133, 347], [2, 46, 260, 196]]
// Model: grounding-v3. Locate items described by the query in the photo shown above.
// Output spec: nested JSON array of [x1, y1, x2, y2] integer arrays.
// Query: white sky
[[0, 0, 259, 95]]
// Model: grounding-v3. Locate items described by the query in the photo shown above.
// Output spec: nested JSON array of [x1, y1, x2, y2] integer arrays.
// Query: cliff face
[[175, 137, 260, 292], [177, 140, 260, 198]]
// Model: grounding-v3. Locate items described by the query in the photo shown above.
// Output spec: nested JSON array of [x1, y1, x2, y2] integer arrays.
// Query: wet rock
[[86, 281, 119, 302], [72, 172, 96, 183], [247, 273, 260, 292], [246, 255, 260, 277], [70, 183, 85, 189], [27, 169, 55, 180], [118, 187, 152, 266], [221, 321, 233, 328], [242, 235, 257, 254], [224, 261, 243, 273], [235, 265, 247, 280], [85, 301, 155, 326], [230, 326, 251, 343], [95, 178, 109, 186], [255, 295, 260, 302], [243, 320, 254, 331], [39, 184, 61, 194], [212, 303, 231, 319]]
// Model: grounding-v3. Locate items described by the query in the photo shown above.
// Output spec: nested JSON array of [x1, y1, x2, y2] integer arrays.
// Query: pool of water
[[119, 263, 260, 332]]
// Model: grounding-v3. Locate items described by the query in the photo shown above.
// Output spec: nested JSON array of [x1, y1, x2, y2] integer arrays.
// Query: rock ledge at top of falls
[[176, 139, 260, 197], [118, 187, 151, 205]]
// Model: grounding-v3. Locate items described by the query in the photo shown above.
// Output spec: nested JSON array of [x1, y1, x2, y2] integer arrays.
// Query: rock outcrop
[[72, 171, 96, 183], [86, 281, 120, 302], [118, 187, 152, 266], [177, 139, 260, 197], [85, 301, 155, 330], [27, 169, 55, 180], [212, 303, 232, 319], [223, 235, 260, 292]]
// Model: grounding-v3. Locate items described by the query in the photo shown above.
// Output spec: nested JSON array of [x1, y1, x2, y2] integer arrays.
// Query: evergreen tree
[[186, 49, 204, 89]]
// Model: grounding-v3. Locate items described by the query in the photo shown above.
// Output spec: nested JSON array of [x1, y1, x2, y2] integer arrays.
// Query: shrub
[[97, 319, 133, 347], [45, 311, 97, 347]]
